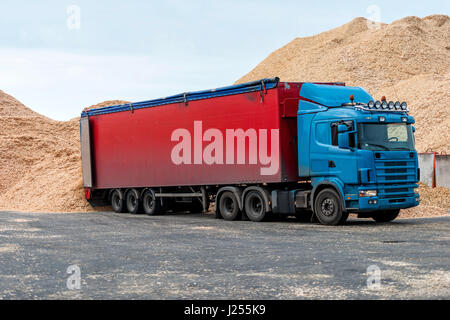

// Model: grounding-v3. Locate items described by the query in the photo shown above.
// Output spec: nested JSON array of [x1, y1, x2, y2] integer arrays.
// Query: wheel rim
[[113, 194, 121, 208], [223, 197, 234, 215], [145, 194, 155, 211], [250, 196, 263, 215], [321, 199, 335, 216], [246, 193, 264, 220], [130, 195, 137, 208]]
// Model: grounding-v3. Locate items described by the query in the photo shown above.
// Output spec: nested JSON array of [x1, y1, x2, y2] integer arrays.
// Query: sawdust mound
[[0, 91, 119, 212], [374, 72, 450, 153], [401, 183, 450, 218], [0, 90, 43, 118], [237, 14, 450, 154]]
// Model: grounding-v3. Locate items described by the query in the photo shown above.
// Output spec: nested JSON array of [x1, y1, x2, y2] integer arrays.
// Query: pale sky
[[0, 0, 448, 120]]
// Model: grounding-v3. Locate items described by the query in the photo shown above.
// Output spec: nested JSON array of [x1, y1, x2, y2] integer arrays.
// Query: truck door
[[310, 120, 358, 184]]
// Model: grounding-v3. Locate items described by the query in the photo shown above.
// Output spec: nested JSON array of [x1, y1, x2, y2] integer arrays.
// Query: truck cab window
[[316, 122, 331, 145], [357, 123, 414, 151], [331, 124, 338, 146]]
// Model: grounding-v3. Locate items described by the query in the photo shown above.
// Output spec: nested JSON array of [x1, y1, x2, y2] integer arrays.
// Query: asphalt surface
[[0, 210, 449, 299]]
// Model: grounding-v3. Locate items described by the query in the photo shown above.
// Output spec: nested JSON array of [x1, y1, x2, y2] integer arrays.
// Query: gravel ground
[[0, 210, 449, 300]]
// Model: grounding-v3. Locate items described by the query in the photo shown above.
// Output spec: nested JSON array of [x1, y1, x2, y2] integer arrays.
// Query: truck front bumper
[[357, 194, 420, 212]]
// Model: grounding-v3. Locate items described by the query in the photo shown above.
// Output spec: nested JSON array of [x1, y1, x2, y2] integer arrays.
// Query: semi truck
[[80, 77, 420, 225]]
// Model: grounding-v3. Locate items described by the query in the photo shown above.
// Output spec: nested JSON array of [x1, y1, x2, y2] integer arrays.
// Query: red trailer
[[80, 78, 340, 220]]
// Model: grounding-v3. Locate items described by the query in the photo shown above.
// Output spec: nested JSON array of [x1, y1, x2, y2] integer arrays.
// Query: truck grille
[[375, 159, 417, 200]]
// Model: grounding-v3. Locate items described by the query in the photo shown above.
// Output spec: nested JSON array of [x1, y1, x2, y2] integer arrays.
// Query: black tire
[[126, 189, 141, 214], [314, 189, 348, 225], [219, 191, 240, 221], [244, 191, 267, 222], [142, 189, 161, 215], [372, 209, 400, 222], [111, 189, 126, 213]]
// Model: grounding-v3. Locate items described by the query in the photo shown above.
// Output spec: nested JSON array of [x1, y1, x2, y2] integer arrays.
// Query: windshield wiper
[[391, 147, 412, 151], [364, 143, 390, 151]]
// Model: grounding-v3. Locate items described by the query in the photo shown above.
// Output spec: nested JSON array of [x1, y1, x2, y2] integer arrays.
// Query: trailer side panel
[[88, 87, 300, 189]]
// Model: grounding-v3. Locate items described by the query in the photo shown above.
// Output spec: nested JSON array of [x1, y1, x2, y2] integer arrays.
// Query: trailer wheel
[[244, 191, 267, 222], [314, 189, 348, 225], [111, 189, 126, 213], [218, 191, 240, 221], [372, 209, 400, 222], [142, 189, 161, 215], [126, 189, 141, 214]]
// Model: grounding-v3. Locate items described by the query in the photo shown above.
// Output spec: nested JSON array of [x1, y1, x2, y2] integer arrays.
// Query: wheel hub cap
[[224, 198, 234, 213], [321, 199, 334, 216]]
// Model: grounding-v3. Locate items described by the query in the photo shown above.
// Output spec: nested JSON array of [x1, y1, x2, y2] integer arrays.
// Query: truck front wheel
[[111, 189, 126, 213], [372, 209, 400, 222], [314, 189, 348, 225]]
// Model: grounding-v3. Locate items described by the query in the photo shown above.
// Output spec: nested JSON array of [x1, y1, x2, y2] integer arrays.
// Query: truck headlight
[[414, 188, 419, 194], [359, 190, 377, 197]]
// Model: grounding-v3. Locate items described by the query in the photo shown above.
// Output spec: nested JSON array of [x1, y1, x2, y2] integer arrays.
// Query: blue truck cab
[[295, 83, 420, 225]]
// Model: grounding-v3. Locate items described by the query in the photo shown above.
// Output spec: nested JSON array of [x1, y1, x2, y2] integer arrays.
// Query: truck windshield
[[357, 123, 415, 151]]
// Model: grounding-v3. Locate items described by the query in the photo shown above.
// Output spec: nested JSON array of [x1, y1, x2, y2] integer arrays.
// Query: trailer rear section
[[81, 78, 313, 220]]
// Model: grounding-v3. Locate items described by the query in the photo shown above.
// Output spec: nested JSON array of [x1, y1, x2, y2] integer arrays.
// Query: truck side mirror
[[337, 124, 351, 149], [337, 124, 348, 133], [338, 132, 350, 149]]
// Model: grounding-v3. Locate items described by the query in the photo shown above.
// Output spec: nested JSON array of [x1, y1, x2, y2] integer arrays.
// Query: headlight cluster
[[359, 190, 377, 197], [367, 100, 408, 111]]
